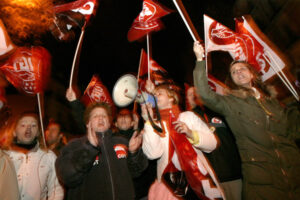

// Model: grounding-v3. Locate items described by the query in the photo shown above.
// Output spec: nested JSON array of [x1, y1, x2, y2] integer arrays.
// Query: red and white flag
[[0, 46, 51, 94], [53, 0, 98, 23], [127, 0, 171, 42], [81, 75, 115, 112], [138, 49, 171, 90], [204, 14, 287, 81], [235, 15, 286, 81]]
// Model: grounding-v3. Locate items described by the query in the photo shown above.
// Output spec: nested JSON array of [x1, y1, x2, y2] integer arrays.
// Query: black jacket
[[55, 129, 148, 200], [193, 106, 242, 182]]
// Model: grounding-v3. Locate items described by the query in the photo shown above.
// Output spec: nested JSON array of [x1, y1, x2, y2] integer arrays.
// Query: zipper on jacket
[[101, 132, 115, 200]]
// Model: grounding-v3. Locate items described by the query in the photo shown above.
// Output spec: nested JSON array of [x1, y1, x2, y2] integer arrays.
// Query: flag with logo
[[128, 0, 171, 42], [81, 75, 115, 113], [204, 14, 288, 81], [0, 46, 51, 94]]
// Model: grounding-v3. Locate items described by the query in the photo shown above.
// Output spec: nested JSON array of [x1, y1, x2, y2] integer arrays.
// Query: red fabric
[[138, 49, 170, 90], [204, 14, 286, 81], [53, 0, 98, 23], [160, 105, 218, 199], [127, 0, 171, 42], [0, 46, 51, 94], [81, 75, 115, 113]]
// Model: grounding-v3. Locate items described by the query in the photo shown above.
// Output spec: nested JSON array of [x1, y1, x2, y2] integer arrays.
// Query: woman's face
[[230, 63, 254, 88], [14, 116, 39, 144], [154, 88, 173, 110]]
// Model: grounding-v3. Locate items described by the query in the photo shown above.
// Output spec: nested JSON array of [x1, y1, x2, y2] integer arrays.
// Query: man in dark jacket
[[55, 102, 148, 200]]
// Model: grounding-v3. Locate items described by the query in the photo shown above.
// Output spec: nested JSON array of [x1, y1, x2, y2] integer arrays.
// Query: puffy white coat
[[142, 111, 225, 199], [6, 147, 64, 200]]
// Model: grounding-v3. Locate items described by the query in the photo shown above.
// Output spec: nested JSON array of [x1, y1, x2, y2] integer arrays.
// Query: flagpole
[[263, 53, 299, 101], [69, 24, 86, 89], [134, 49, 144, 113], [172, 0, 201, 42], [37, 93, 47, 148], [146, 34, 151, 81]]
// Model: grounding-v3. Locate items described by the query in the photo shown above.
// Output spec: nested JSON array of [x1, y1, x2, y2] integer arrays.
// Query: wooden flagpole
[[37, 93, 47, 148], [172, 0, 202, 42], [69, 23, 86, 89], [263, 53, 299, 101]]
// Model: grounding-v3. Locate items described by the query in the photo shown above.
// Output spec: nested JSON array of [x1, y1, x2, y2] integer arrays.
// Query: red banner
[[81, 75, 115, 113], [138, 49, 172, 90], [127, 0, 171, 42], [0, 46, 51, 94], [204, 14, 287, 81]]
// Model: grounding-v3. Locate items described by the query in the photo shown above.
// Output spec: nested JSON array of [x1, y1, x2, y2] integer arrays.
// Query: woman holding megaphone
[[141, 80, 224, 200]]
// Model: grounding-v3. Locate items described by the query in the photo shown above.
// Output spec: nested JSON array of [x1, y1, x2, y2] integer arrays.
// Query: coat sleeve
[[142, 122, 165, 160], [178, 112, 218, 153], [127, 148, 148, 178], [69, 100, 86, 134], [46, 152, 64, 200], [55, 137, 99, 188], [193, 60, 230, 116]]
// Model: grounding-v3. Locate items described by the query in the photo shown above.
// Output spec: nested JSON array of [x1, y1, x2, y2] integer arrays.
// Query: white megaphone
[[112, 74, 156, 107]]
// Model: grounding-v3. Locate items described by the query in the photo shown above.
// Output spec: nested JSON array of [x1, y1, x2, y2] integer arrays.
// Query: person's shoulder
[[179, 111, 198, 119]]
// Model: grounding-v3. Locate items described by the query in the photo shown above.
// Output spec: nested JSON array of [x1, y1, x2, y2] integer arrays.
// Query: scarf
[[160, 105, 222, 200]]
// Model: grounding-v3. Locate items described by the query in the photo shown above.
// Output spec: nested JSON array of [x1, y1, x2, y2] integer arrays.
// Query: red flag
[[235, 15, 287, 81], [138, 49, 170, 90], [81, 75, 115, 112], [127, 0, 171, 42], [53, 0, 98, 23], [0, 19, 17, 61], [204, 15, 237, 55], [0, 46, 51, 94], [204, 14, 287, 81]]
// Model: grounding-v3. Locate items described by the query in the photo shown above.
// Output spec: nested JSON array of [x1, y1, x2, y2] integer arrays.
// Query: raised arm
[[193, 41, 229, 116]]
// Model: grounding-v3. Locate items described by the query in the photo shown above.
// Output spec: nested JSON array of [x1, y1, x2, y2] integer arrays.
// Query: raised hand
[[66, 87, 77, 102], [129, 130, 143, 153], [193, 41, 205, 61]]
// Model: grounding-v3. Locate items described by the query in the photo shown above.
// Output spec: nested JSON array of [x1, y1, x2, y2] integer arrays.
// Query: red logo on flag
[[127, 0, 170, 41], [81, 75, 114, 108]]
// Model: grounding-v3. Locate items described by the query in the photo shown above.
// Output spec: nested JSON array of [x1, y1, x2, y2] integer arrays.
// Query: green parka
[[194, 60, 300, 200]]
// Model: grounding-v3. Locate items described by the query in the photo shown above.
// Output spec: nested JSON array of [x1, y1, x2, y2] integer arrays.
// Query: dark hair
[[83, 102, 113, 125], [225, 60, 272, 97]]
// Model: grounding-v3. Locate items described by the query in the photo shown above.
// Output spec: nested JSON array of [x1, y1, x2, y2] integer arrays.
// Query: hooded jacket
[[194, 60, 300, 200]]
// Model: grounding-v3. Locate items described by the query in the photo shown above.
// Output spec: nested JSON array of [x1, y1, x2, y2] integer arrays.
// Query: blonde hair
[[154, 84, 181, 105]]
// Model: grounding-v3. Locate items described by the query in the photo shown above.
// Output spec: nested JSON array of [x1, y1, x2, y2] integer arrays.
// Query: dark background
[[2, 0, 300, 135]]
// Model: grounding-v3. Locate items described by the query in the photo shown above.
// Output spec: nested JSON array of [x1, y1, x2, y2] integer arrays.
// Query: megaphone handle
[[141, 93, 163, 134]]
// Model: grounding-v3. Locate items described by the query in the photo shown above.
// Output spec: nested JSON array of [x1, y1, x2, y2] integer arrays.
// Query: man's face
[[154, 88, 173, 110], [14, 116, 39, 144], [230, 63, 253, 88], [88, 107, 111, 133], [45, 124, 60, 145], [116, 115, 133, 131]]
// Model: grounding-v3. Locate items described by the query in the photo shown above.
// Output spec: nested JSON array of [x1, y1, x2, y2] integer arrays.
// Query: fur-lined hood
[[224, 85, 278, 99]]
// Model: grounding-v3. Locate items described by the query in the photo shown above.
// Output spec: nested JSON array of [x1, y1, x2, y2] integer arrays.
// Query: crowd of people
[[0, 41, 299, 200]]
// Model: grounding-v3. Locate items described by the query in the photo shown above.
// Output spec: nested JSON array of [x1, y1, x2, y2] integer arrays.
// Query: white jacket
[[142, 111, 225, 199], [6, 147, 64, 200]]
